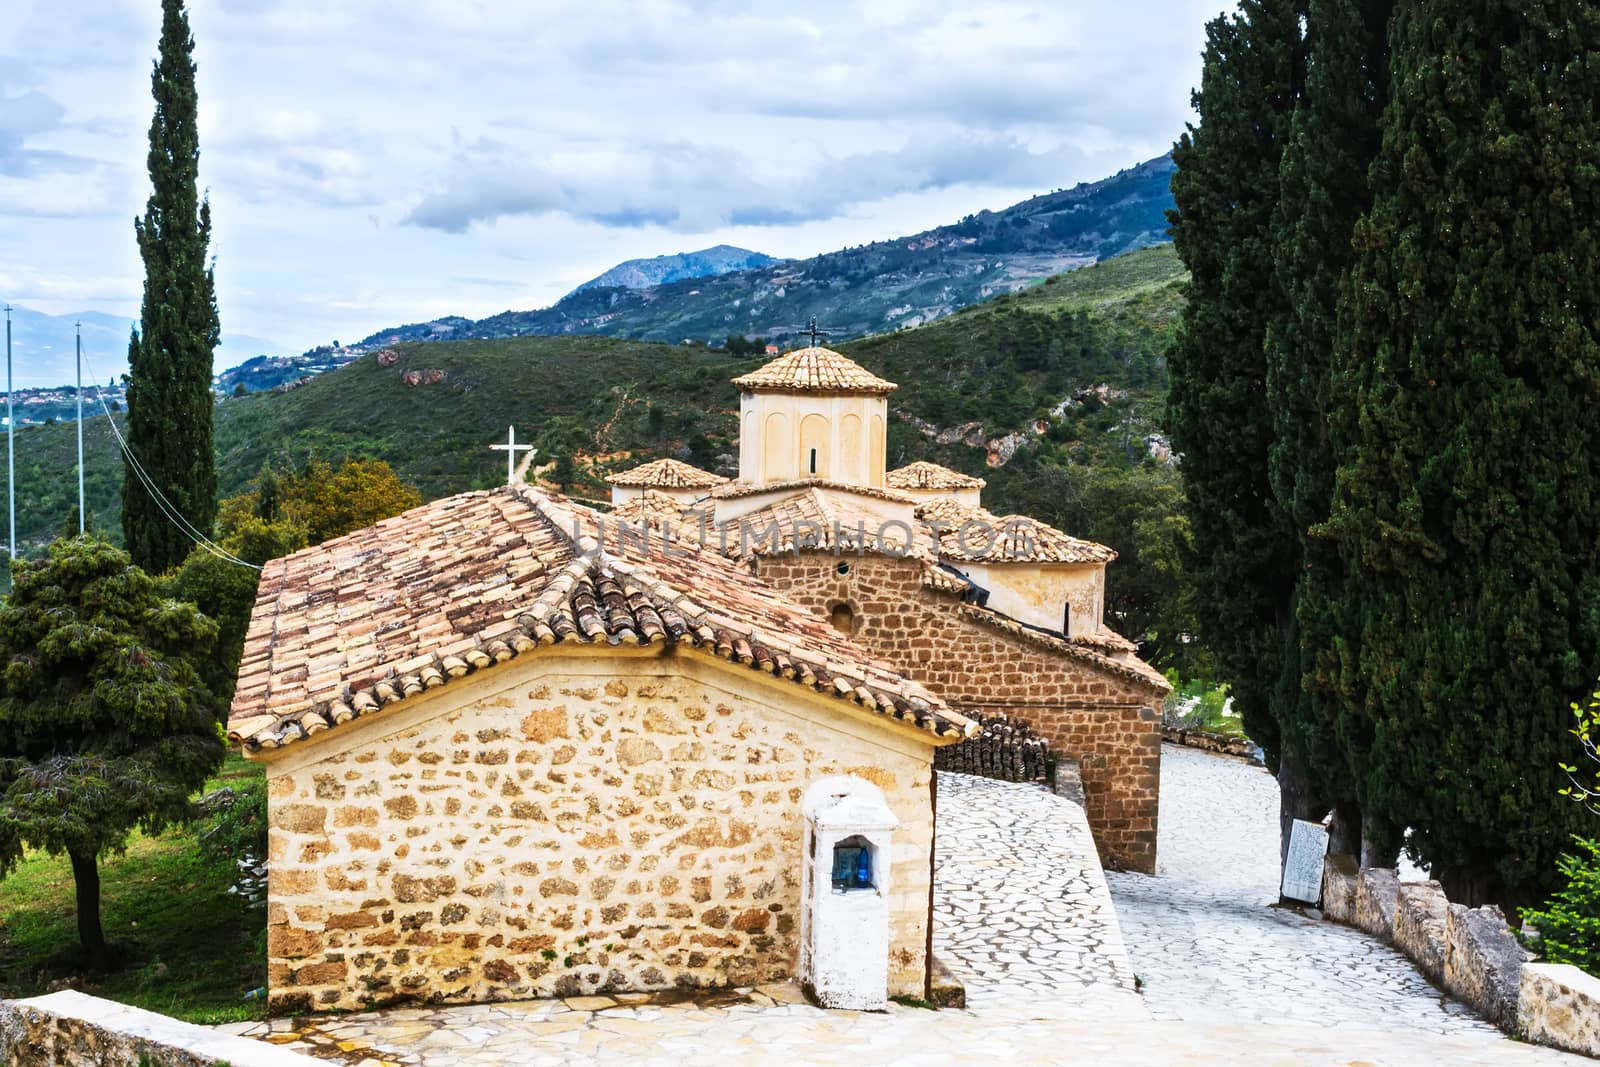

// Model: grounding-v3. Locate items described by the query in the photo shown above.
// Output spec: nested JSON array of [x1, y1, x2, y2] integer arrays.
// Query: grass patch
[[0, 752, 268, 1024], [1164, 677, 1248, 739], [890, 993, 937, 1010]]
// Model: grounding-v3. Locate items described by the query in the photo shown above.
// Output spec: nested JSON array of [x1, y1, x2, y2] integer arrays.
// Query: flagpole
[[76, 322, 84, 535], [5, 304, 12, 561]]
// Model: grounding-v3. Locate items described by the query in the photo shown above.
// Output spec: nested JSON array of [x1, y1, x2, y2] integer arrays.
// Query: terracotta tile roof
[[886, 461, 987, 491], [915, 498, 1116, 564], [608, 489, 693, 524], [705, 485, 1161, 693], [731, 347, 897, 395], [228, 488, 972, 752], [718, 487, 930, 558], [955, 606, 1170, 694], [921, 562, 976, 596], [711, 478, 917, 504], [608, 458, 728, 490]]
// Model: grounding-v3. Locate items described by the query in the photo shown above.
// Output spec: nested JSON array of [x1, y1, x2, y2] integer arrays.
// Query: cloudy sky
[[0, 0, 1220, 367]]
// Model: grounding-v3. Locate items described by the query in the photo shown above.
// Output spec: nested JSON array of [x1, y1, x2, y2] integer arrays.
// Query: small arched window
[[809, 447, 819, 475], [1062, 603, 1072, 637], [830, 603, 855, 634]]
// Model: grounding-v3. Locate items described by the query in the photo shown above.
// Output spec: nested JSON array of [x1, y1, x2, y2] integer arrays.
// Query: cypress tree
[[1168, 0, 1312, 870], [1327, 0, 1600, 907], [1264, 0, 1393, 859], [123, 0, 219, 574]]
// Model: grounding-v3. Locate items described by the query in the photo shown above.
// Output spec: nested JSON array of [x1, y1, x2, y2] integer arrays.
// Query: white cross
[[490, 425, 535, 486]]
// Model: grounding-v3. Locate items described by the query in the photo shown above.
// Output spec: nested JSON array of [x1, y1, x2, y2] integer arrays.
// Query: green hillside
[[1, 245, 1188, 557]]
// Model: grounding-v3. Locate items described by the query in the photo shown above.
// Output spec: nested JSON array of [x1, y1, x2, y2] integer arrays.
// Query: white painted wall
[[957, 561, 1105, 635], [738, 391, 888, 488]]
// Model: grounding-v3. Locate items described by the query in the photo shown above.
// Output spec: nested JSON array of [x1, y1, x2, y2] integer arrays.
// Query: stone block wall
[[1392, 881, 1450, 983], [1520, 963, 1600, 1058], [1355, 868, 1398, 941], [0, 989, 317, 1066], [1320, 860, 1562, 1054], [1321, 853, 1358, 923], [259, 652, 936, 1013], [1445, 903, 1530, 1031], [755, 553, 1163, 872]]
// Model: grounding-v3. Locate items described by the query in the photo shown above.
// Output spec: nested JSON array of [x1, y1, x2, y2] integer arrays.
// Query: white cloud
[[0, 0, 1219, 359]]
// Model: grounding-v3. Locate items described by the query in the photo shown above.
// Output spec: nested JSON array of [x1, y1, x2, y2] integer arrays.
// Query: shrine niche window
[[830, 835, 875, 892]]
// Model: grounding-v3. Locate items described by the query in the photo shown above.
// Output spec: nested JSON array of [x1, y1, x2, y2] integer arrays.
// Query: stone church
[[231, 484, 974, 1013], [227, 343, 1165, 1014], [609, 346, 1169, 872]]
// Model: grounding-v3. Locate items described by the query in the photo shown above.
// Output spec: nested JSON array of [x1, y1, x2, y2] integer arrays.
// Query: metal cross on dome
[[490, 425, 535, 486], [786, 318, 836, 348]]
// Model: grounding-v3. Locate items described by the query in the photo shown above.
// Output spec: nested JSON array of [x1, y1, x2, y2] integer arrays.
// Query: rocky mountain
[[567, 245, 780, 296], [349, 154, 1176, 352]]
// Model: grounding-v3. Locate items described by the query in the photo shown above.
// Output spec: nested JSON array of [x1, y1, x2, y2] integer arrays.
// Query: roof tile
[[608, 458, 729, 490], [228, 487, 970, 751], [731, 346, 897, 395], [886, 461, 987, 491]]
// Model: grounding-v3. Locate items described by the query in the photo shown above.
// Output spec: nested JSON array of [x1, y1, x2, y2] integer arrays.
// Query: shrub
[[1522, 838, 1600, 974], [199, 784, 267, 866], [197, 783, 268, 910]]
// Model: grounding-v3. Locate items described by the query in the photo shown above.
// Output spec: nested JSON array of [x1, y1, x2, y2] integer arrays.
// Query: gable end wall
[[755, 553, 1160, 872], [259, 649, 934, 1013]]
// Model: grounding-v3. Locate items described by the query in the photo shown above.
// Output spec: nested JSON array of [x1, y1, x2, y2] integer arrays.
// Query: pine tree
[[0, 537, 224, 964], [1327, 0, 1600, 907], [122, 0, 220, 575], [1167, 0, 1312, 871], [1263, 0, 1393, 859]]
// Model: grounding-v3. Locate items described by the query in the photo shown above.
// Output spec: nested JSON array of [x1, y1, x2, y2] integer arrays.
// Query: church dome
[[731, 346, 897, 396]]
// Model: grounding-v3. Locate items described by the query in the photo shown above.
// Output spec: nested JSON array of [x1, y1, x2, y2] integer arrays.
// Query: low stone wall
[[1520, 963, 1600, 1058], [1318, 857, 1584, 1054], [1159, 726, 1259, 762], [0, 989, 317, 1066], [1447, 902, 1529, 1030], [1321, 853, 1358, 924], [1393, 881, 1450, 984], [1354, 868, 1398, 941]]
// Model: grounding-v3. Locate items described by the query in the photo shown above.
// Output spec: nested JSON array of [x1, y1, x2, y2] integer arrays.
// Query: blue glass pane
[[830, 843, 873, 891]]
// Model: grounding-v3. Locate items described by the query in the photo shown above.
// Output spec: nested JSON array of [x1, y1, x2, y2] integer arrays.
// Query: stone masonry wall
[[755, 553, 1162, 872], [260, 651, 935, 1013]]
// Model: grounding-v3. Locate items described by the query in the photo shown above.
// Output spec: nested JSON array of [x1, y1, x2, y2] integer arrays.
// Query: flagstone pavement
[[219, 762, 1584, 1065], [1106, 743, 1501, 1033]]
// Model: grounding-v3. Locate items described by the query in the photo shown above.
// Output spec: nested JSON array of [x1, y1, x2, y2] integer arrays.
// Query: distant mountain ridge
[[568, 245, 781, 297], [0, 307, 280, 390], [352, 154, 1177, 353]]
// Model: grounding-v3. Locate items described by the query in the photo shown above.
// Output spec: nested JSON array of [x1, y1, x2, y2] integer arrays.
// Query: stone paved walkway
[[1106, 743, 1495, 1033], [933, 772, 1141, 1014], [221, 763, 1586, 1065]]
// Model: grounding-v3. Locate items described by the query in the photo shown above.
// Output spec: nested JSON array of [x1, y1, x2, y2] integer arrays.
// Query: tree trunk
[[1276, 748, 1326, 899], [1435, 866, 1507, 912], [1328, 800, 1362, 857], [68, 848, 107, 967], [1361, 818, 1402, 870]]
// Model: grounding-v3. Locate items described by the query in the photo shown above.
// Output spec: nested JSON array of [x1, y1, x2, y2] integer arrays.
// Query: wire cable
[[77, 345, 261, 571]]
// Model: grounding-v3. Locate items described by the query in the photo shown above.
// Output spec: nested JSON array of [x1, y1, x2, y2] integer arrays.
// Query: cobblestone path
[[932, 771, 1142, 1014], [1106, 743, 1495, 1033]]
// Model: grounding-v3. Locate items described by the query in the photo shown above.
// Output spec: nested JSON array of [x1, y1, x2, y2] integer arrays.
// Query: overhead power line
[[77, 345, 261, 572]]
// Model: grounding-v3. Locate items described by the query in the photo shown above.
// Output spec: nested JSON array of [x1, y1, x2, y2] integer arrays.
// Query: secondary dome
[[731, 346, 897, 396]]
